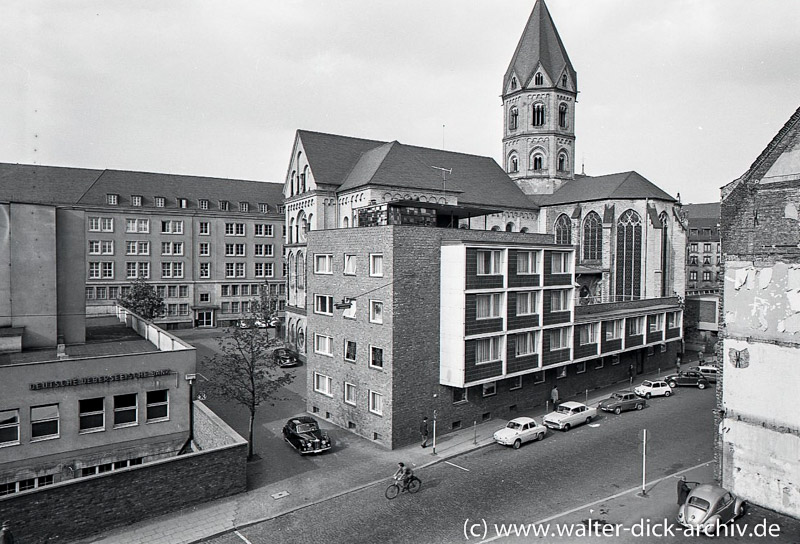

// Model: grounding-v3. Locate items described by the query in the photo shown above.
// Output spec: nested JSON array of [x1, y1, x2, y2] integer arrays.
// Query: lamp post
[[432, 409, 437, 455]]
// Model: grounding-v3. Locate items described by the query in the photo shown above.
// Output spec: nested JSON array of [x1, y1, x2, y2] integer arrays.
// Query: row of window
[[508, 72, 569, 91], [476, 249, 571, 276], [0, 458, 146, 497], [690, 271, 721, 282], [314, 295, 384, 322], [508, 102, 569, 131], [314, 335, 385, 369], [508, 150, 569, 175], [313, 372, 384, 416], [91, 218, 275, 238], [313, 253, 383, 277], [688, 256, 721, 266], [0, 391, 169, 448], [104, 193, 275, 214], [86, 283, 285, 302], [688, 242, 719, 253], [90, 261, 278, 280]]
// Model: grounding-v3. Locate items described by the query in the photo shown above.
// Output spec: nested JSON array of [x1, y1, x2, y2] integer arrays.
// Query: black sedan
[[272, 347, 301, 367], [598, 391, 646, 414], [282, 416, 332, 454], [664, 370, 710, 389]]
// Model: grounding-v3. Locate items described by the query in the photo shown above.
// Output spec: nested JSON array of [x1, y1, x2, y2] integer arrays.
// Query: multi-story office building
[[0, 163, 285, 329], [683, 202, 721, 350]]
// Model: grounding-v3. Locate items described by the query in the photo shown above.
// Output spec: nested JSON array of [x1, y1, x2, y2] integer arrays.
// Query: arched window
[[534, 73, 543, 85], [532, 103, 545, 127], [559, 103, 568, 128], [520, 227, 529, 233], [307, 213, 313, 232], [290, 171, 296, 196], [301, 165, 309, 192], [530, 149, 545, 171], [343, 216, 349, 228], [510, 76, 517, 90], [289, 218, 295, 244], [297, 251, 305, 290], [509, 107, 519, 130], [288, 253, 296, 289], [582, 211, 602, 261], [554, 214, 572, 245], [505, 222, 514, 232], [558, 152, 568, 172], [561, 74, 568, 87], [288, 319, 296, 345], [491, 225, 501, 231], [615, 210, 643, 300], [508, 153, 519, 173]]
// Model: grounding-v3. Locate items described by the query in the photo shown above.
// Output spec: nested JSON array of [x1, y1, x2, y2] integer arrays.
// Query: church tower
[[502, 0, 577, 196]]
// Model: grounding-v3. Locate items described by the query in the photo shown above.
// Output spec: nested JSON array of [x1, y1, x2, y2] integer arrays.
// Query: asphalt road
[[203, 386, 719, 544]]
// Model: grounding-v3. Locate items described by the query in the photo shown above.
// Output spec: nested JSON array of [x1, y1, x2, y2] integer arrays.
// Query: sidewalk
[[75, 365, 694, 544]]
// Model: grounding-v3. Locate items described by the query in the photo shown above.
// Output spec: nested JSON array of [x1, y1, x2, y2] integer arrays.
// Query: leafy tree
[[204, 292, 293, 460], [117, 277, 165, 320]]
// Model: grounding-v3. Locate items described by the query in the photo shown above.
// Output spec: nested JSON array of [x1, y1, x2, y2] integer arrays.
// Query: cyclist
[[393, 462, 413, 490]]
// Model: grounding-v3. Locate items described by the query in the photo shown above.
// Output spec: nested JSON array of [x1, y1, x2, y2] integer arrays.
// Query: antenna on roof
[[442, 124, 445, 150], [581, 155, 585, 176], [430, 165, 452, 202]]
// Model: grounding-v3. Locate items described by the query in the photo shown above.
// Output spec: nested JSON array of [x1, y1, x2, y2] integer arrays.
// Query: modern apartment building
[[0, 163, 286, 329]]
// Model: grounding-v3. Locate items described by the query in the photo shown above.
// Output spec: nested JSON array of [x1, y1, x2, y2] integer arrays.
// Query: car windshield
[[687, 496, 710, 512], [296, 423, 318, 433], [641, 380, 653, 387], [556, 405, 573, 414], [506, 421, 522, 430], [611, 393, 623, 399]]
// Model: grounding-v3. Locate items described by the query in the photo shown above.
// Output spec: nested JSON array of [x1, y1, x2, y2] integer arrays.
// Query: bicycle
[[385, 475, 422, 499]]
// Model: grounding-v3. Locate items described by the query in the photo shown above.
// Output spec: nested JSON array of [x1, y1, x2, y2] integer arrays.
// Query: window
[[627, 317, 644, 336], [558, 152, 568, 172], [107, 194, 118, 205], [344, 340, 357, 362], [550, 328, 569, 350], [315, 294, 334, 315], [161, 262, 183, 278], [532, 103, 545, 126], [199, 262, 210, 278], [509, 375, 522, 390], [616, 209, 643, 300], [254, 244, 274, 257], [476, 293, 502, 319], [0, 409, 20, 446], [315, 254, 333, 274], [576, 361, 586, 374], [554, 215, 571, 245], [532, 153, 544, 171], [125, 218, 148, 233], [239, 202, 249, 212], [162, 242, 184, 255], [667, 311, 680, 329], [88, 262, 101, 279], [254, 224, 273, 236], [534, 72, 543, 85], [95, 286, 107, 299], [31, 404, 59, 440], [89, 240, 101, 254], [369, 391, 383, 415], [259, 203, 269, 214], [582, 212, 602, 261], [314, 373, 333, 396], [370, 300, 383, 323], [703, 256, 711, 265], [344, 383, 357, 405], [85, 287, 95, 300], [510, 76, 517, 89], [550, 289, 570, 312], [482, 383, 496, 397], [508, 154, 519, 173], [155, 196, 165, 208], [113, 394, 138, 427], [475, 336, 502, 364], [161, 220, 184, 234], [176, 198, 188, 209], [562, 74, 568, 86], [199, 199, 209, 210], [109, 287, 118, 299], [551, 252, 571, 274], [219, 200, 230, 211], [225, 222, 245, 236], [509, 106, 518, 130], [516, 251, 539, 274], [198, 242, 210, 256], [131, 195, 142, 207], [689, 271, 697, 281], [315, 334, 333, 356], [605, 319, 623, 340], [199, 222, 210, 235], [559, 103, 568, 128], [477, 250, 503, 275], [515, 331, 538, 356], [556, 366, 567, 379], [704, 243, 711, 253], [89, 217, 101, 231], [370, 254, 383, 277], [101, 262, 114, 278], [146, 390, 169, 422], [578, 323, 597, 345], [516, 291, 538, 315], [453, 388, 468, 404], [344, 255, 357, 275], [595, 358, 605, 369], [703, 271, 711, 281], [649, 314, 664, 332], [79, 398, 105, 432], [370, 346, 384, 369]]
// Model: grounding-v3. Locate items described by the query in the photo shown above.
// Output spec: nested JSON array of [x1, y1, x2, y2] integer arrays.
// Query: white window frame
[[369, 345, 384, 369], [516, 250, 539, 274], [477, 249, 503, 275], [578, 323, 597, 346], [516, 291, 539, 316], [368, 390, 383, 415], [344, 254, 357, 275], [30, 404, 60, 441], [627, 316, 644, 336], [146, 390, 169, 422], [344, 340, 357, 362], [550, 289, 571, 312], [131, 195, 142, 207], [344, 383, 357, 406], [314, 294, 334, 316], [113, 394, 138, 428], [606, 319, 624, 340], [199, 242, 210, 256], [515, 331, 539, 356], [313, 372, 333, 397], [0, 409, 20, 447], [101, 218, 114, 232], [649, 314, 664, 332], [482, 382, 497, 397], [78, 398, 105, 433], [88, 240, 101, 254], [476, 293, 503, 320], [509, 375, 523, 390], [549, 328, 570, 351], [475, 336, 502, 364], [314, 254, 333, 274], [314, 334, 333, 357], [551, 252, 571, 274], [369, 300, 383, 324], [369, 254, 384, 277], [199, 222, 210, 235]]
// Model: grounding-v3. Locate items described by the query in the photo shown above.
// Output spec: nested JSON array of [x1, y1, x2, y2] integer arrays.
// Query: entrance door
[[196, 311, 214, 327]]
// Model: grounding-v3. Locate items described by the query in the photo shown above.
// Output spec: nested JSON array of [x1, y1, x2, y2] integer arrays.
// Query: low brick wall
[[0, 401, 247, 543]]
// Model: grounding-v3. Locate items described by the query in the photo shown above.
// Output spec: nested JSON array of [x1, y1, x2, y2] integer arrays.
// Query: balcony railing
[[576, 294, 671, 306]]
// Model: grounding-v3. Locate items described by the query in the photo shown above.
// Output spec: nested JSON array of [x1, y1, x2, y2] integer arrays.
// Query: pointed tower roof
[[503, 0, 577, 92]]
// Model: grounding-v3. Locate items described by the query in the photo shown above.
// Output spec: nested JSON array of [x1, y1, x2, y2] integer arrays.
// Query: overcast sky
[[1, 1, 798, 204]]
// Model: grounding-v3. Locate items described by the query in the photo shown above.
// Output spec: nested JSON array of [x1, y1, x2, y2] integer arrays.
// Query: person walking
[[676, 354, 682, 374], [698, 348, 705, 365], [550, 386, 560, 410], [677, 476, 691, 506], [420, 417, 429, 448], [1, 521, 15, 544]]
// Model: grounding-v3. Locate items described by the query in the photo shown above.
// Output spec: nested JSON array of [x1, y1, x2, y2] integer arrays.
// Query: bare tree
[[204, 291, 292, 460]]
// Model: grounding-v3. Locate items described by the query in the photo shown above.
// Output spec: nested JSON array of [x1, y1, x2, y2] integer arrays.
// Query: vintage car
[[282, 416, 331, 454], [543, 401, 597, 431], [493, 417, 546, 449], [689, 365, 718, 383], [634, 379, 673, 399], [272, 347, 301, 368], [664, 370, 710, 389], [677, 483, 746, 535], [598, 391, 646, 414]]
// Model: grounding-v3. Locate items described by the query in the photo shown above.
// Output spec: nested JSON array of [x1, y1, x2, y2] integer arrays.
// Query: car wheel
[[736, 501, 747, 518], [698, 382, 706, 390], [563, 423, 571, 432], [536, 432, 544, 441], [586, 416, 593, 424], [635, 403, 643, 410], [668, 381, 677, 388], [645, 392, 652, 399], [664, 390, 671, 397], [614, 407, 621, 415], [513, 439, 521, 450]]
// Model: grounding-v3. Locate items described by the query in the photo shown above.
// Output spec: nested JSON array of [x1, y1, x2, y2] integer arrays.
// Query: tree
[[117, 277, 165, 320], [204, 292, 294, 460]]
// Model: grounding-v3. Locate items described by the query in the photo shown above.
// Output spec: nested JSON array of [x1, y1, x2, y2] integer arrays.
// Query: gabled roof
[[298, 130, 536, 211], [539, 171, 676, 206], [683, 203, 720, 221], [503, 0, 577, 92], [0, 163, 284, 210]]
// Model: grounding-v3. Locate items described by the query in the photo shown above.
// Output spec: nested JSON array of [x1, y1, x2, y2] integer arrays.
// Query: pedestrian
[[677, 476, 691, 506], [628, 364, 635, 379], [420, 417, 429, 448], [698, 348, 705, 365], [550, 386, 559, 410], [1, 521, 15, 544], [676, 354, 682, 374]]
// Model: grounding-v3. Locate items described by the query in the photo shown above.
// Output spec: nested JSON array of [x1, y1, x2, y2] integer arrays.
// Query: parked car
[[664, 370, 710, 389], [493, 417, 546, 449], [272, 347, 301, 367], [634, 379, 673, 399], [689, 365, 717, 383], [598, 391, 646, 414], [282, 416, 331, 454], [543, 401, 597, 431], [677, 483, 746, 535]]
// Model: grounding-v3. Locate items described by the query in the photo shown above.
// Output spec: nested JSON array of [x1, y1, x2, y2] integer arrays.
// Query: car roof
[[614, 390, 633, 395], [693, 365, 716, 371], [290, 416, 317, 425], [509, 417, 536, 425], [560, 401, 584, 408], [690, 484, 729, 502]]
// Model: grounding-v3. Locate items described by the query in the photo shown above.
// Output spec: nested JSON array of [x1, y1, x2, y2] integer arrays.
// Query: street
[[202, 386, 725, 544]]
